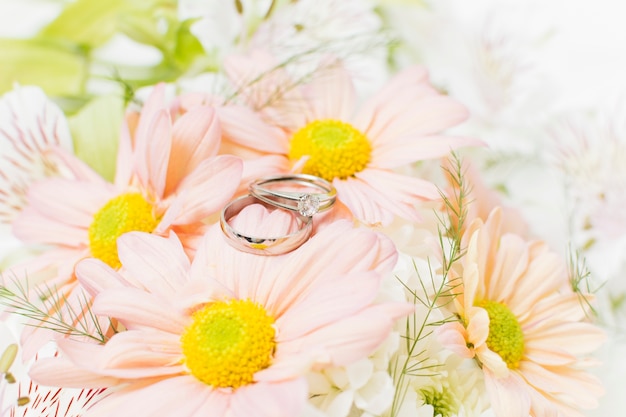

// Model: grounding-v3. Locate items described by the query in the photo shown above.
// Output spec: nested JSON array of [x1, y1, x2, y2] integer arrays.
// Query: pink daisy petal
[[141, 108, 172, 198], [524, 322, 606, 359], [84, 376, 225, 417], [301, 61, 356, 122], [218, 105, 290, 153], [131, 84, 167, 167], [371, 134, 482, 168], [75, 258, 127, 297], [47, 146, 112, 184], [114, 117, 134, 186], [333, 177, 393, 226], [92, 287, 188, 333], [275, 271, 382, 341], [160, 155, 243, 228], [436, 322, 475, 359], [519, 361, 604, 408], [12, 206, 89, 246], [279, 303, 413, 367], [231, 378, 307, 417], [96, 330, 182, 372], [165, 106, 221, 196], [484, 369, 531, 417], [262, 222, 393, 315], [29, 356, 123, 388], [116, 232, 190, 295], [355, 169, 440, 221], [24, 178, 114, 227], [364, 95, 469, 146], [485, 234, 530, 301]]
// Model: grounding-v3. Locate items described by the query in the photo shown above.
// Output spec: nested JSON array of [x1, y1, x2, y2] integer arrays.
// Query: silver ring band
[[220, 194, 313, 255], [248, 174, 337, 217]]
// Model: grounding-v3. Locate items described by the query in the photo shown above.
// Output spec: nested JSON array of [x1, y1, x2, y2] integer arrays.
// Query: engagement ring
[[248, 174, 337, 217]]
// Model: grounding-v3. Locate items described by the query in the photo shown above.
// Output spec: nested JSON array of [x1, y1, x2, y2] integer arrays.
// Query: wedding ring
[[220, 194, 313, 255], [248, 174, 337, 217]]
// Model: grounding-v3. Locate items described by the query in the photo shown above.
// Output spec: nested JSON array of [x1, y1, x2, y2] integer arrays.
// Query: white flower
[[0, 85, 74, 224]]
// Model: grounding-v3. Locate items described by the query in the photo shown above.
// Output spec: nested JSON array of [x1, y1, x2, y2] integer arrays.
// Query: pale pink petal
[[355, 169, 441, 221], [75, 258, 127, 297], [332, 177, 393, 226], [142, 109, 172, 198], [522, 293, 588, 328], [95, 330, 183, 374], [231, 378, 307, 417], [524, 322, 606, 359], [519, 361, 604, 409], [364, 95, 469, 147], [92, 287, 188, 333], [478, 347, 509, 377], [116, 232, 190, 295], [300, 61, 356, 122], [279, 303, 412, 367], [436, 322, 474, 358], [84, 376, 225, 417], [159, 155, 243, 229], [12, 206, 88, 246], [190, 225, 274, 303], [254, 351, 319, 382], [24, 178, 114, 227], [484, 368, 531, 417], [485, 234, 529, 302], [275, 271, 381, 341], [165, 106, 221, 195], [466, 306, 490, 347], [238, 155, 290, 194], [47, 146, 111, 183], [114, 116, 134, 186], [260, 222, 395, 315], [509, 249, 567, 319], [371, 134, 483, 168], [29, 356, 123, 388], [132, 83, 167, 157], [218, 105, 289, 153]]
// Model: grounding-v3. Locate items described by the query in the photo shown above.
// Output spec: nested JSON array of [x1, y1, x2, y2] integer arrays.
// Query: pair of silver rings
[[220, 174, 337, 255]]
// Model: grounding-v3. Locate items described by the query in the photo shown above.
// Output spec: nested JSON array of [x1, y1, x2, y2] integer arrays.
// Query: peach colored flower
[[29, 217, 413, 417], [5, 84, 242, 356], [442, 158, 528, 237], [437, 207, 605, 417], [198, 52, 482, 226]]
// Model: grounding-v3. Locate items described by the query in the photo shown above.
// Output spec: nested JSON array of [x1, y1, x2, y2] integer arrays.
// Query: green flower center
[[288, 119, 372, 181], [420, 387, 459, 417], [88, 193, 159, 269], [478, 300, 524, 369], [180, 299, 276, 389]]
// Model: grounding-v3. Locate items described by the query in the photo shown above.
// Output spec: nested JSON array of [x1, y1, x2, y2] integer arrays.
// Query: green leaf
[[39, 0, 126, 47], [0, 38, 88, 96], [173, 19, 206, 68], [68, 95, 125, 182]]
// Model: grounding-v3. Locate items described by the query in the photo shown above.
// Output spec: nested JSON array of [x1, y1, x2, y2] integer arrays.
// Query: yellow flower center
[[477, 300, 524, 369], [88, 193, 159, 269], [288, 119, 372, 181], [180, 299, 276, 389]]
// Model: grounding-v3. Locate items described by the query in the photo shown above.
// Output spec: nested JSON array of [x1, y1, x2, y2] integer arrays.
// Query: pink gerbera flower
[[437, 207, 605, 417], [218, 52, 481, 225], [28, 218, 412, 417], [4, 84, 242, 356]]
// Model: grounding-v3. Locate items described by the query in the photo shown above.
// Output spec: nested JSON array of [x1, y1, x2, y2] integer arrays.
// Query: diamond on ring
[[297, 194, 320, 217]]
